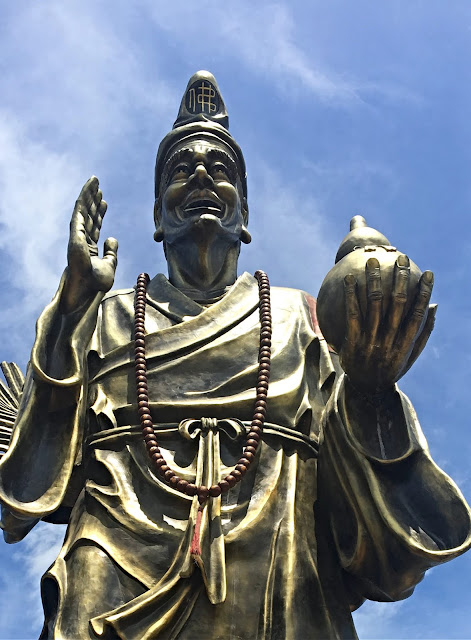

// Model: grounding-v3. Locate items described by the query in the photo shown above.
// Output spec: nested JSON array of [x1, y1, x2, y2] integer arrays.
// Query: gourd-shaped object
[[316, 216, 422, 353]]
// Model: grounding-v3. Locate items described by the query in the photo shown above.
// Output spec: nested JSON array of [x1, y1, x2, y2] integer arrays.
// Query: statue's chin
[[165, 214, 240, 251], [191, 214, 240, 245], [189, 214, 222, 245], [194, 213, 222, 228]]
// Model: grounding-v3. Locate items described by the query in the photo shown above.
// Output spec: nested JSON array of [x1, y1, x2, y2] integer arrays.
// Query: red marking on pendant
[[190, 504, 204, 557]]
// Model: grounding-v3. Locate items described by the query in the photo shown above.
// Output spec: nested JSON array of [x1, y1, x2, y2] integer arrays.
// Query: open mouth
[[183, 198, 224, 216]]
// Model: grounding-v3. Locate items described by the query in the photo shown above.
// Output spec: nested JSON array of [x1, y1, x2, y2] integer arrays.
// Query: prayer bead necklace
[[134, 271, 272, 506]]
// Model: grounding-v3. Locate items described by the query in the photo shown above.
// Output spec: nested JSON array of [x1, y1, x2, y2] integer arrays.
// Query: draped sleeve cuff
[[318, 374, 471, 601], [0, 273, 104, 528]]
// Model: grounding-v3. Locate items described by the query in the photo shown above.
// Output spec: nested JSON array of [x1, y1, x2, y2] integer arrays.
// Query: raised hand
[[61, 177, 118, 314], [339, 255, 437, 394]]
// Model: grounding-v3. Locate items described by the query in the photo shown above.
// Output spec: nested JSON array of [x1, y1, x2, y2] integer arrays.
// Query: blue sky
[[0, 1, 470, 638]]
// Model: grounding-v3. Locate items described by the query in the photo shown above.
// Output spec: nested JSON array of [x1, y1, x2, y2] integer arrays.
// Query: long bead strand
[[133, 271, 272, 505]]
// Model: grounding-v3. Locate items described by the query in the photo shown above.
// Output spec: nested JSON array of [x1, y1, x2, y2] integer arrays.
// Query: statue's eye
[[172, 164, 190, 179], [211, 164, 230, 181]]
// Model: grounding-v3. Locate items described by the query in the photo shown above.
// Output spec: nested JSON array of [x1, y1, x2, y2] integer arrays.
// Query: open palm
[[61, 176, 118, 314]]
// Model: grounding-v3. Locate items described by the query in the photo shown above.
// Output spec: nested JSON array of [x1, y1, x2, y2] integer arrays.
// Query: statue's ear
[[240, 198, 251, 244], [153, 200, 164, 242], [240, 225, 251, 244]]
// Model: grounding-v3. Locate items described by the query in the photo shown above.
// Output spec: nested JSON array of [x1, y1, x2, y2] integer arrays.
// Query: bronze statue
[[0, 70, 470, 640]]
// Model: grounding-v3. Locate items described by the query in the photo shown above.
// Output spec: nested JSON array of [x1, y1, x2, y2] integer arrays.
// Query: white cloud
[[208, 4, 357, 103], [241, 160, 337, 291], [145, 0, 420, 107], [2, 2, 175, 149], [0, 522, 65, 637], [0, 113, 80, 294], [147, 1, 358, 104], [353, 599, 405, 639], [0, 2, 176, 362], [0, 112, 84, 362]]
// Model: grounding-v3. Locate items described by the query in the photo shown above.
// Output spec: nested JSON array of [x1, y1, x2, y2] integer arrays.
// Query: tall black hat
[[154, 71, 247, 200]]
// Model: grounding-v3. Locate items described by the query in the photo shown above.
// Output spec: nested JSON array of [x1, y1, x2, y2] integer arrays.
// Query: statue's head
[[154, 71, 250, 250]]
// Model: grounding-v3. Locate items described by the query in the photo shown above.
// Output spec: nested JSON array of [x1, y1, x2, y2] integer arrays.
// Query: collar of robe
[[93, 272, 260, 383]]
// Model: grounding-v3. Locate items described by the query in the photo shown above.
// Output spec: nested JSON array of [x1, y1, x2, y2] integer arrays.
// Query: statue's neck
[[165, 239, 240, 302]]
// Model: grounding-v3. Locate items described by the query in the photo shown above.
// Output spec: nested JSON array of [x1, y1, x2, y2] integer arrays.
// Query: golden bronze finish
[[317, 215, 435, 392], [0, 70, 470, 639]]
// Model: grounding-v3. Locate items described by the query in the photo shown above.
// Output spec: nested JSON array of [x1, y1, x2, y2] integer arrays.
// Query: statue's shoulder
[[270, 285, 315, 306], [102, 287, 135, 303], [270, 285, 320, 335], [98, 287, 136, 324]]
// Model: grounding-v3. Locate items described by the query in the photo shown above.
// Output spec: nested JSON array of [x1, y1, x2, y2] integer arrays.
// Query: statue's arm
[[0, 178, 118, 541], [315, 249, 471, 604]]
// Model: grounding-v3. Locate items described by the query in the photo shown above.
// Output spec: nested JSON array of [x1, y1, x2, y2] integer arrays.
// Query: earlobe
[[154, 227, 164, 242], [241, 198, 250, 244], [153, 200, 164, 242], [241, 225, 251, 244]]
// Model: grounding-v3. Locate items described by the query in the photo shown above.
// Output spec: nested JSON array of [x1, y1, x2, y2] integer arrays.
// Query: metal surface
[[0, 71, 470, 639]]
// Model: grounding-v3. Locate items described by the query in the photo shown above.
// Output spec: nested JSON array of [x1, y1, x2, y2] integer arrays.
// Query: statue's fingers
[[97, 196, 107, 219], [95, 199, 108, 230], [70, 200, 88, 239], [89, 188, 103, 223], [68, 203, 93, 268], [384, 255, 410, 353], [343, 274, 361, 349], [85, 200, 96, 235], [79, 176, 99, 212], [90, 200, 108, 243], [79, 175, 99, 197], [103, 237, 118, 271], [364, 257, 383, 357], [85, 189, 101, 234], [90, 225, 100, 244], [94, 188, 103, 210], [77, 178, 100, 237], [395, 270, 434, 358], [400, 304, 437, 378], [71, 177, 98, 228]]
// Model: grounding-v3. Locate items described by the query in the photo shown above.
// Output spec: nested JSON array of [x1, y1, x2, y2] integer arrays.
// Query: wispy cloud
[[0, 522, 65, 637], [0, 2, 176, 363], [352, 600, 405, 639], [0, 112, 84, 362], [146, 1, 420, 107], [1, 3, 176, 150], [241, 159, 337, 291], [147, 1, 358, 104]]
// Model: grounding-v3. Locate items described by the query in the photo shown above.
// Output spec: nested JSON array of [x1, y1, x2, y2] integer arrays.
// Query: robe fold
[[0, 271, 470, 640]]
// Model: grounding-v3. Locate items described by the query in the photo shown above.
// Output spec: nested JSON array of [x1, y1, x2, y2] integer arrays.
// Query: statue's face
[[157, 139, 247, 246]]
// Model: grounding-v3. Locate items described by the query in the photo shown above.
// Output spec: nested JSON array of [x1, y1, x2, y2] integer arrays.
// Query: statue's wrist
[[344, 374, 395, 408], [60, 268, 105, 316]]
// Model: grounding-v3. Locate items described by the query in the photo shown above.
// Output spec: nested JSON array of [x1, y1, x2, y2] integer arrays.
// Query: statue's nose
[[189, 163, 213, 189]]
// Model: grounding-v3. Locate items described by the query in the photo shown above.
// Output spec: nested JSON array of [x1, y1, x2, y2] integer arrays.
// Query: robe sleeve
[[318, 372, 471, 605], [0, 272, 103, 541]]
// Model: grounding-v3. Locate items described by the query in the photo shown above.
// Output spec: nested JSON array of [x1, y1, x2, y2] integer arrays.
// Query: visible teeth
[[184, 199, 222, 212], [185, 207, 221, 213]]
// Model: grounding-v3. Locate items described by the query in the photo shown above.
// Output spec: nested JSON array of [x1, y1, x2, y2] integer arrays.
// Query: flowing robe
[[0, 271, 470, 640]]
